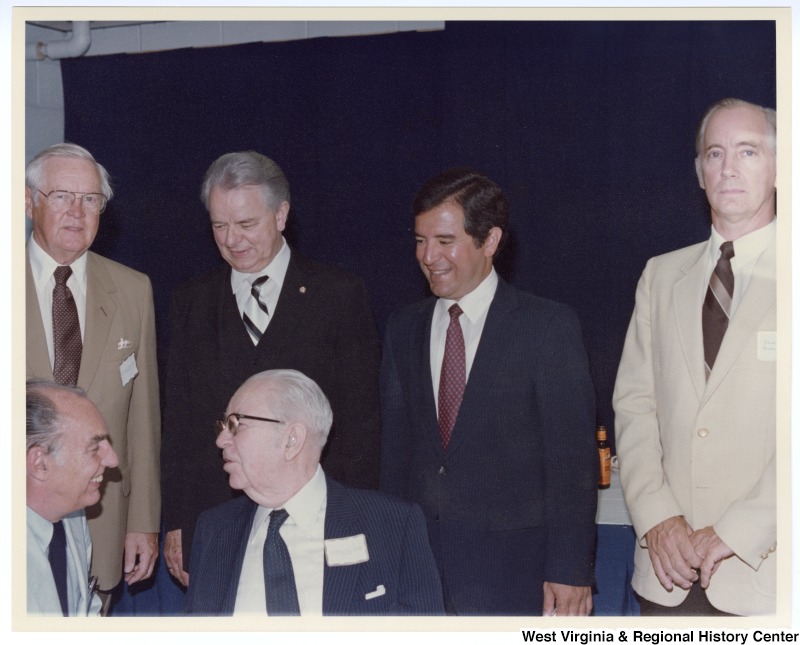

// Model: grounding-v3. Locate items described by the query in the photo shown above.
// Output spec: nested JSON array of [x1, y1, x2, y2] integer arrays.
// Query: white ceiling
[[28, 21, 165, 32]]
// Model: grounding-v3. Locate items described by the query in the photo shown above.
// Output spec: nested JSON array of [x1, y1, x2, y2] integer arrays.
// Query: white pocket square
[[364, 585, 386, 600]]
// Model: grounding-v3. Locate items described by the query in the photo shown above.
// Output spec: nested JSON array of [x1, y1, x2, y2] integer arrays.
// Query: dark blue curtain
[[59, 19, 775, 616], [61, 19, 775, 458]]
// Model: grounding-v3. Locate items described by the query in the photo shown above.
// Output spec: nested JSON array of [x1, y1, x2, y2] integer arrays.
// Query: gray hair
[[26, 143, 114, 205], [200, 151, 290, 212], [248, 369, 333, 449], [26, 379, 87, 454], [695, 98, 776, 157]]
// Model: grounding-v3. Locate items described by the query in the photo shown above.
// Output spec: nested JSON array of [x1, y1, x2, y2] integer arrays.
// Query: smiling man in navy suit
[[185, 369, 444, 616], [380, 168, 597, 616]]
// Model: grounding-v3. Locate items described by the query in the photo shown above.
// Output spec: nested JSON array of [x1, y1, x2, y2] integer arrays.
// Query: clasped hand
[[644, 516, 734, 591]]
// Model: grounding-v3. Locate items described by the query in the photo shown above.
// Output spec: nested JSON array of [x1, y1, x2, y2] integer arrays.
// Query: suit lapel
[[216, 499, 258, 613], [702, 239, 776, 404], [414, 299, 442, 457], [322, 478, 362, 615], [78, 253, 117, 392], [672, 245, 707, 402], [258, 253, 312, 351], [25, 251, 53, 378]]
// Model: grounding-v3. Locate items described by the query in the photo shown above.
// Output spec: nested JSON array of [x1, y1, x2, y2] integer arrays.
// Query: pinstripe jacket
[[185, 475, 444, 615]]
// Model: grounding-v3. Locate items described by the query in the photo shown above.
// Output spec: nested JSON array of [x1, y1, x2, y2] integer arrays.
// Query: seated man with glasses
[[25, 143, 161, 611], [185, 369, 444, 616]]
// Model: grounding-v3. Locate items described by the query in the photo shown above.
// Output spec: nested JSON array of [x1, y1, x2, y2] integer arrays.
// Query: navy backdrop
[[60, 20, 776, 452]]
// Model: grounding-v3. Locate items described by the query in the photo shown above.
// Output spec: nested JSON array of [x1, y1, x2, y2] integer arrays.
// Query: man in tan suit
[[613, 98, 776, 616], [25, 143, 160, 606]]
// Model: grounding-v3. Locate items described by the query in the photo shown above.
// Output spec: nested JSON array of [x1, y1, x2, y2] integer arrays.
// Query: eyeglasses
[[215, 412, 285, 437], [37, 189, 108, 214]]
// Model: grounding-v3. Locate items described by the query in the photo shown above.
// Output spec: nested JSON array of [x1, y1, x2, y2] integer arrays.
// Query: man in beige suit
[[25, 144, 160, 607], [614, 98, 776, 616]]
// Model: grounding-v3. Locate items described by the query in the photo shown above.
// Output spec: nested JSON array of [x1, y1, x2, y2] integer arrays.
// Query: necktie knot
[[719, 241, 735, 261], [54, 265, 72, 285], [448, 303, 463, 321], [269, 508, 289, 529], [251, 274, 269, 295]]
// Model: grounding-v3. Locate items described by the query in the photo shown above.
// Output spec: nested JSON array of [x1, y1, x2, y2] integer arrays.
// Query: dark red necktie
[[52, 265, 82, 386], [438, 303, 465, 450]]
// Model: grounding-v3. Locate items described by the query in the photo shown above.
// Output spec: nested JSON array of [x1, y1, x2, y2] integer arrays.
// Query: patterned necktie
[[52, 266, 82, 386], [438, 303, 465, 450], [242, 275, 269, 345], [49, 520, 69, 617], [702, 241, 735, 379], [263, 508, 300, 616]]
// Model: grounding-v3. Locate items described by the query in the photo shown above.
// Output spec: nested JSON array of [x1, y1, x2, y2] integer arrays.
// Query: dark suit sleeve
[[321, 275, 382, 489], [537, 305, 597, 586], [378, 314, 410, 497], [396, 503, 445, 615]]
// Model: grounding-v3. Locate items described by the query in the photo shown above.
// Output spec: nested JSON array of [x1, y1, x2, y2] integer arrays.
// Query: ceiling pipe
[[26, 21, 91, 61]]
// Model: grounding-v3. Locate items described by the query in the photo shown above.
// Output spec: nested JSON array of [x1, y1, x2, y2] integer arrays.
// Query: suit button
[[761, 552, 769, 560], [438, 465, 447, 475], [697, 427, 709, 437]]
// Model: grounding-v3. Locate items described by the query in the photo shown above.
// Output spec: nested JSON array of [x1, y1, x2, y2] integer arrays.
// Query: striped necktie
[[242, 275, 269, 345], [702, 241, 735, 379]]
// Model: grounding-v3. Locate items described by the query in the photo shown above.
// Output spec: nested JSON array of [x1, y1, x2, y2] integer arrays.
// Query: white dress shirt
[[234, 465, 327, 615], [27, 236, 88, 369], [706, 218, 776, 316], [429, 268, 498, 409], [230, 237, 291, 331]]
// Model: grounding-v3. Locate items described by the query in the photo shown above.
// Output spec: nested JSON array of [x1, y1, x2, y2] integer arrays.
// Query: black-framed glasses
[[37, 189, 108, 214], [215, 412, 285, 437]]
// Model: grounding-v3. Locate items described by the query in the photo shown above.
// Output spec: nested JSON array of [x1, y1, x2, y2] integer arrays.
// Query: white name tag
[[757, 331, 777, 361], [324, 534, 369, 566], [119, 353, 139, 386]]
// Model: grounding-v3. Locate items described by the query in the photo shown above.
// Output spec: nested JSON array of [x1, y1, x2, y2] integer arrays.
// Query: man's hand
[[164, 529, 190, 587], [542, 582, 592, 616], [689, 526, 734, 589], [644, 515, 701, 591], [123, 532, 158, 584]]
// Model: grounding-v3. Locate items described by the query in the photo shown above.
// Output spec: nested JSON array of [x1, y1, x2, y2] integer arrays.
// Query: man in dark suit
[[380, 168, 597, 616], [25, 144, 160, 604], [185, 369, 444, 615], [162, 151, 381, 586]]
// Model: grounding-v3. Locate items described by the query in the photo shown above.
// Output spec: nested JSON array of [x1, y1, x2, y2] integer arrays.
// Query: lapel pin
[[299, 286, 307, 294], [117, 338, 132, 350]]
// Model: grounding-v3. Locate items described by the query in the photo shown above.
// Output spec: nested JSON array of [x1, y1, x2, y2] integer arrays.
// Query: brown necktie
[[702, 241, 735, 379], [52, 265, 82, 386], [438, 303, 465, 450]]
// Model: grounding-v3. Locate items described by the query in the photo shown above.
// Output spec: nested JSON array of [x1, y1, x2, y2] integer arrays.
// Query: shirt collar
[[252, 464, 327, 539], [27, 506, 54, 550], [710, 218, 776, 265], [230, 237, 291, 295], [28, 235, 88, 292], [436, 267, 498, 323]]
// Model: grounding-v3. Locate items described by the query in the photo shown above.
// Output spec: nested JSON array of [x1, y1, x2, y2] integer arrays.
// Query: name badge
[[324, 534, 369, 566], [757, 331, 777, 361], [120, 353, 139, 386]]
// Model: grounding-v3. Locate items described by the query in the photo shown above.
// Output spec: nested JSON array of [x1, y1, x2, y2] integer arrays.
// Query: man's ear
[[284, 423, 307, 460], [27, 447, 51, 482], [275, 201, 290, 232], [25, 186, 34, 220], [695, 157, 705, 190], [482, 227, 503, 259]]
